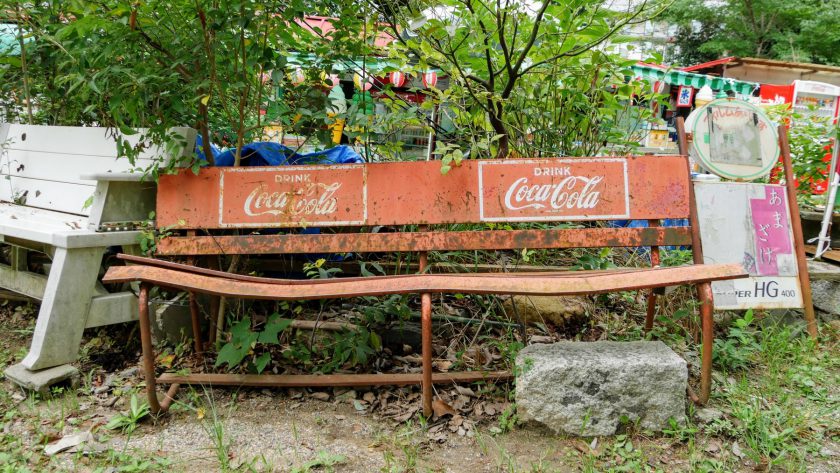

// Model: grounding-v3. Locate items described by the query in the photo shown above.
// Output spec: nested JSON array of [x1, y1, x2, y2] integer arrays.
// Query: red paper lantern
[[422, 71, 438, 88], [389, 71, 406, 88]]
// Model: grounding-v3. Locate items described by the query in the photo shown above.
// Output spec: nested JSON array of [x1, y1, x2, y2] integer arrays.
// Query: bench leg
[[645, 232, 661, 333], [644, 292, 658, 332], [21, 247, 104, 371], [421, 292, 433, 418], [698, 281, 714, 404], [138, 283, 163, 414], [189, 292, 203, 354]]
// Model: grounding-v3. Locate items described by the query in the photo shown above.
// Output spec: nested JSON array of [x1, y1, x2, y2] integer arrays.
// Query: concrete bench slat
[[0, 175, 95, 216], [2, 148, 158, 186], [2, 124, 195, 161]]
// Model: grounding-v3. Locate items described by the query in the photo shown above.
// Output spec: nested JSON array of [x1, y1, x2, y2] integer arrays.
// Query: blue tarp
[[195, 135, 363, 167], [609, 219, 690, 254], [193, 136, 364, 265]]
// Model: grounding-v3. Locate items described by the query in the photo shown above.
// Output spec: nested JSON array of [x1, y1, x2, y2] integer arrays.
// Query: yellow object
[[330, 118, 345, 144], [647, 129, 670, 148]]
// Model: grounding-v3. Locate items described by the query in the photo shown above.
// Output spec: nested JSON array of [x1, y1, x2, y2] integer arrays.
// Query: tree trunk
[[489, 102, 509, 159], [197, 101, 215, 166]]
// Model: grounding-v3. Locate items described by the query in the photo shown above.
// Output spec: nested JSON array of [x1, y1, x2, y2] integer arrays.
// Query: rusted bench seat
[[108, 255, 743, 300], [103, 155, 748, 415]]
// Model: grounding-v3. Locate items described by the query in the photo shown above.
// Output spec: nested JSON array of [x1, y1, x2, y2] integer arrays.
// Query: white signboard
[[695, 181, 803, 310], [688, 99, 780, 181]]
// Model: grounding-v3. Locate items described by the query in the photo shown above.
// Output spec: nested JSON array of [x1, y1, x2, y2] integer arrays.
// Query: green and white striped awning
[[631, 65, 759, 96]]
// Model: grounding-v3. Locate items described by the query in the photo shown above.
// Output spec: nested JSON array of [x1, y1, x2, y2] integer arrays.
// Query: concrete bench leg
[[6, 247, 104, 391]]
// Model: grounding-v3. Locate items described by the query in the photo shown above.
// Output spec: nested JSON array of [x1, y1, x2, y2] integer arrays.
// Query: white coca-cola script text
[[503, 176, 604, 211], [243, 182, 341, 217]]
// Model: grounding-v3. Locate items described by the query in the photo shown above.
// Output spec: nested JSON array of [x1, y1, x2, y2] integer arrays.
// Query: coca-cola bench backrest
[[156, 155, 690, 232]]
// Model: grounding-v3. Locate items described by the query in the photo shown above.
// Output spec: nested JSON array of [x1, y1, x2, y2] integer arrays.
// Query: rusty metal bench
[[102, 155, 747, 415]]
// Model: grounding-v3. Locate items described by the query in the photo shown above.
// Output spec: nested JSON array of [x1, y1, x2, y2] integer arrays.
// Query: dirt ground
[[1, 300, 838, 472]]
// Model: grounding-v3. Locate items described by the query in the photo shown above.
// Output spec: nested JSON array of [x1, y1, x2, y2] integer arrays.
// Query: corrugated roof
[[682, 57, 840, 76]]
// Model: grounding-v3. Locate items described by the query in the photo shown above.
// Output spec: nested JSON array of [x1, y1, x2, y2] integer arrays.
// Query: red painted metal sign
[[219, 165, 366, 227], [478, 159, 629, 221], [157, 156, 690, 229]]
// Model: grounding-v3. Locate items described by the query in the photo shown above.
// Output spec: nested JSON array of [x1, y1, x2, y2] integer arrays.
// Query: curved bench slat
[[103, 263, 746, 300]]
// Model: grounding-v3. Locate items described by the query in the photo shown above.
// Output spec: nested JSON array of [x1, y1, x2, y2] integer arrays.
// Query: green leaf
[[257, 315, 293, 344], [105, 416, 127, 431], [215, 340, 248, 368], [253, 352, 271, 374], [0, 57, 22, 67], [215, 317, 258, 368], [369, 331, 382, 352]]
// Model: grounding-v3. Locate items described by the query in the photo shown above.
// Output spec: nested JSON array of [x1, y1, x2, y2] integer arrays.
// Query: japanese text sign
[[695, 182, 802, 310]]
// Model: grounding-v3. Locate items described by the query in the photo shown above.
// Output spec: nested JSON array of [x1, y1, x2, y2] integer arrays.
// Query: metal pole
[[186, 231, 203, 355], [779, 125, 820, 339], [138, 283, 162, 414], [419, 248, 433, 418], [189, 293, 203, 354], [697, 282, 715, 403], [678, 116, 716, 404], [644, 219, 661, 332], [813, 136, 839, 259]]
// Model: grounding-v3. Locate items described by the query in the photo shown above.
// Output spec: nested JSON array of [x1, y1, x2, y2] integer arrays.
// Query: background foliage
[[663, 0, 840, 66], [377, 0, 668, 159]]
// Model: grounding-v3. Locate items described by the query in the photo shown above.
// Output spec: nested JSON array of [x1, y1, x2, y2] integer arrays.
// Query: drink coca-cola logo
[[219, 167, 366, 227], [479, 159, 629, 221], [243, 182, 341, 217], [504, 175, 604, 211]]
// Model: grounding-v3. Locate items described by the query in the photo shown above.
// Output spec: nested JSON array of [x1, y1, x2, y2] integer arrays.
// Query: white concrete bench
[[0, 124, 195, 391]]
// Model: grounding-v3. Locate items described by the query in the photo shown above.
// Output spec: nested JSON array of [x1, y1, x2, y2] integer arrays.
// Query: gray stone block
[[515, 341, 686, 437], [811, 280, 840, 316], [5, 363, 80, 394]]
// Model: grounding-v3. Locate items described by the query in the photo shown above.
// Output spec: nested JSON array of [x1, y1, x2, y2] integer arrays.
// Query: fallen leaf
[[704, 440, 720, 454], [44, 431, 94, 456], [732, 441, 745, 459], [432, 399, 457, 418], [451, 395, 469, 411], [454, 386, 476, 397], [393, 406, 418, 423], [157, 353, 175, 369], [310, 392, 330, 401], [395, 355, 422, 364]]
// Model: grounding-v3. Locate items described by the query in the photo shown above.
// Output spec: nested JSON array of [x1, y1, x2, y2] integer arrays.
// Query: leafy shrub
[[713, 310, 760, 372], [215, 314, 292, 373]]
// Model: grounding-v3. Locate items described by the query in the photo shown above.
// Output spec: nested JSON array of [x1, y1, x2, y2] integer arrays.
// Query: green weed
[[713, 309, 760, 372], [105, 394, 150, 436], [291, 451, 346, 473]]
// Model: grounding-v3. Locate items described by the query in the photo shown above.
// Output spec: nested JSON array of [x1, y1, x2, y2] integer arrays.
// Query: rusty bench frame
[[103, 152, 747, 415]]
